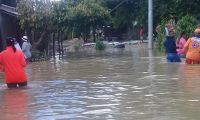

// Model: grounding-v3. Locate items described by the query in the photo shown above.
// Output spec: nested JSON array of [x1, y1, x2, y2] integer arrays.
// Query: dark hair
[[180, 32, 185, 37], [6, 37, 16, 52]]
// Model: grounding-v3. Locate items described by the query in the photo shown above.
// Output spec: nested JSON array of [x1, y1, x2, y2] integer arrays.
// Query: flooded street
[[1, 44, 200, 120]]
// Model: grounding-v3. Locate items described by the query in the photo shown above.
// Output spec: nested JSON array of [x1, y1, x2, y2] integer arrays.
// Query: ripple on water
[[2, 47, 200, 120]]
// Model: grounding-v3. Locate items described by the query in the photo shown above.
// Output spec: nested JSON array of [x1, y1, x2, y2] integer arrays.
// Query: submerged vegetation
[[95, 40, 106, 51]]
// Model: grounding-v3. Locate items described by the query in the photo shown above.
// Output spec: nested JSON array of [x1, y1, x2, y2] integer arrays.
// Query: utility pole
[[148, 0, 153, 49]]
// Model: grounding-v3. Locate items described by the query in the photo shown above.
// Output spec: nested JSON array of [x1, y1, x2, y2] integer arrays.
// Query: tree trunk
[[52, 32, 55, 58], [60, 31, 64, 58], [57, 31, 61, 57], [32, 31, 47, 49]]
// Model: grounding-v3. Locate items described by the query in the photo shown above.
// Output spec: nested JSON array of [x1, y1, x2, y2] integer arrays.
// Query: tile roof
[[0, 4, 17, 16]]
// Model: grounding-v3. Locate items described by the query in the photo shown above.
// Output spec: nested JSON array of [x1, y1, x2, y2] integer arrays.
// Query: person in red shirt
[[139, 26, 144, 43], [0, 37, 27, 88]]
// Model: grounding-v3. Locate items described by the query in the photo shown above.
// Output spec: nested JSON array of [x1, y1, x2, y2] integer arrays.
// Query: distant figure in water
[[22, 36, 32, 62], [0, 37, 27, 88], [176, 32, 187, 58], [184, 28, 200, 64], [139, 26, 144, 43], [163, 29, 181, 62]]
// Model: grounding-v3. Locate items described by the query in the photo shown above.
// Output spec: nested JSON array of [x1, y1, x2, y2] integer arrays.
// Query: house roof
[[0, 4, 17, 16]]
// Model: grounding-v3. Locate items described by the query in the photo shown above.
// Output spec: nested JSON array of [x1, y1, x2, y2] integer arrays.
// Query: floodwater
[[1, 43, 200, 120]]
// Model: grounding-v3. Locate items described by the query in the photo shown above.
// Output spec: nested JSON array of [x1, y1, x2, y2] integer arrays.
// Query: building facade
[[0, 0, 20, 51]]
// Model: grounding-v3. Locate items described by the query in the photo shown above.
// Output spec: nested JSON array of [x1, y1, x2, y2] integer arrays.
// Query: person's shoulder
[[190, 37, 200, 42], [0, 50, 6, 55], [187, 37, 192, 41]]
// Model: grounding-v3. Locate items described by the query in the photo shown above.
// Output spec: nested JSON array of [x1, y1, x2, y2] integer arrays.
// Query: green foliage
[[105, 0, 200, 33], [17, 0, 200, 54], [174, 0, 200, 19], [74, 44, 81, 51], [155, 18, 169, 51], [107, 1, 148, 30], [17, 0, 53, 31], [31, 50, 45, 59], [95, 40, 106, 51], [67, 0, 110, 38], [176, 15, 198, 38], [16, 0, 110, 52]]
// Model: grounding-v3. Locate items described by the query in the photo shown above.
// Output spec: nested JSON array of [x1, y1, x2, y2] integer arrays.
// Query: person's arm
[[176, 36, 181, 47], [22, 42, 27, 52], [182, 38, 187, 47], [183, 38, 191, 53], [163, 40, 166, 48], [179, 38, 186, 49], [163, 40, 167, 54], [165, 27, 169, 36]]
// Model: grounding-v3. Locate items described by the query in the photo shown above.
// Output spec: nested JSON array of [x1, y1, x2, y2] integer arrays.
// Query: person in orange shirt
[[0, 37, 27, 88], [184, 28, 200, 64]]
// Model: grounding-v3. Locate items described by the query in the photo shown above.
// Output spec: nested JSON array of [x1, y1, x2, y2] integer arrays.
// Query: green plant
[[74, 44, 80, 51], [176, 15, 197, 38], [155, 18, 169, 51], [95, 40, 106, 51], [31, 51, 45, 59]]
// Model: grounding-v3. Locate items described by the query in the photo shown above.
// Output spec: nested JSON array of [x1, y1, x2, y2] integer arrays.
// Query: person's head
[[194, 28, 200, 36], [165, 24, 172, 29], [6, 37, 16, 52], [22, 36, 28, 42], [12, 38, 17, 44]]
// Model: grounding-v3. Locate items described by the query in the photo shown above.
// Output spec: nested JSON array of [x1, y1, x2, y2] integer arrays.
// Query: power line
[[109, 0, 127, 13]]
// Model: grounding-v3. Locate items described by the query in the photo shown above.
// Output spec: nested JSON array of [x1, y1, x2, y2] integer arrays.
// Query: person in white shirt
[[22, 36, 32, 61]]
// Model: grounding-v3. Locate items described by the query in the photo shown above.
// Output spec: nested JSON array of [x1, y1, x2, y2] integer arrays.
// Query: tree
[[17, 0, 54, 50], [17, 0, 200, 53]]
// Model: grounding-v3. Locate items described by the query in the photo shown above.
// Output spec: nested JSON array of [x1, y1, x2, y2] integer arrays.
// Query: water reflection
[[179, 65, 200, 94], [28, 80, 130, 119], [0, 89, 29, 120]]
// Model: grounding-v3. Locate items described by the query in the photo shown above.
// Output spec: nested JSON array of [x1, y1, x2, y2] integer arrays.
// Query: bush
[[31, 51, 44, 58], [95, 40, 106, 50], [155, 15, 198, 51], [176, 15, 198, 38], [74, 44, 81, 51], [155, 18, 169, 51]]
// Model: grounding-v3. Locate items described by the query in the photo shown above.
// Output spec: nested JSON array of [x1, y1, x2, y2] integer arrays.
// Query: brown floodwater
[[0, 43, 200, 120]]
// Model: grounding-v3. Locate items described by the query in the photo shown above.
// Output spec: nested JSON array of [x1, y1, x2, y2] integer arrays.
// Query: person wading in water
[[0, 37, 28, 88]]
